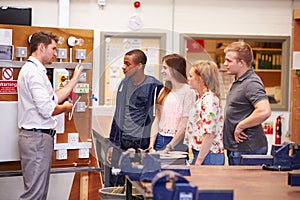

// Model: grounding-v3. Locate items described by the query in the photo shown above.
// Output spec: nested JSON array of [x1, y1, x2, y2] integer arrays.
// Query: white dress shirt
[[17, 56, 58, 129]]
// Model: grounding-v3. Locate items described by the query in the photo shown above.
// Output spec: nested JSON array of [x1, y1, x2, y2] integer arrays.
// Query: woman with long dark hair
[[148, 53, 195, 153]]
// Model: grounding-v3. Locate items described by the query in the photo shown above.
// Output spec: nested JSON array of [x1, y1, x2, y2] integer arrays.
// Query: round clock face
[[128, 15, 143, 30]]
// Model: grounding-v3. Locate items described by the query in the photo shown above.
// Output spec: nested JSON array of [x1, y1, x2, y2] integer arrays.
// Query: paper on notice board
[[0, 28, 12, 45], [293, 51, 300, 69]]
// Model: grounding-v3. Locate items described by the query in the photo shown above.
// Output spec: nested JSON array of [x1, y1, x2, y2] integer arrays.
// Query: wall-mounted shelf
[[252, 48, 281, 52], [0, 61, 92, 70], [255, 69, 281, 73]]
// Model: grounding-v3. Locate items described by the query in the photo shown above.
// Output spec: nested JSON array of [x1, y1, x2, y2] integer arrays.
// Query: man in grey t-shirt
[[223, 41, 271, 165]]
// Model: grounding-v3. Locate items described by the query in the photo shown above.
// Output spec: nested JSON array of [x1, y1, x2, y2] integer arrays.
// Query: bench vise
[[288, 170, 300, 186], [241, 143, 300, 171], [152, 170, 233, 200], [118, 149, 190, 182]]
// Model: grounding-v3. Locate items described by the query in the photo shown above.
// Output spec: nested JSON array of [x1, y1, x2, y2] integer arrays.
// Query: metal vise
[[119, 149, 161, 182], [152, 170, 233, 200], [241, 143, 300, 171], [288, 170, 300, 186], [119, 149, 190, 182]]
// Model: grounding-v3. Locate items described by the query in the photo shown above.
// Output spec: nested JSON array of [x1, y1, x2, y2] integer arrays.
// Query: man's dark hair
[[125, 49, 147, 68], [29, 31, 59, 54]]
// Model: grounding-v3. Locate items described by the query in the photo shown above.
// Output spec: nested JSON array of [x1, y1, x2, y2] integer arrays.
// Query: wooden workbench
[[127, 165, 300, 200]]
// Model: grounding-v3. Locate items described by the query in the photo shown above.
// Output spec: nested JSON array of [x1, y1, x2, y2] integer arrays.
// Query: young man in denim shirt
[[106, 49, 162, 186]]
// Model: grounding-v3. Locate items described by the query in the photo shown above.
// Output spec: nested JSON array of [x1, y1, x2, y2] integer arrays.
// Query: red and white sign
[[2, 68, 14, 80], [0, 80, 17, 94], [187, 39, 205, 52]]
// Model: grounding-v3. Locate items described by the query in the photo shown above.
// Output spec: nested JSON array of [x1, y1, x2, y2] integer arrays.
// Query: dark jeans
[[154, 133, 172, 151], [191, 149, 225, 165], [154, 133, 188, 152], [227, 146, 268, 165]]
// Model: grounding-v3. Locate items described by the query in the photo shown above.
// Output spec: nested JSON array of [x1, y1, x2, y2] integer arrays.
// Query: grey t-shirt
[[123, 80, 139, 136], [122, 76, 156, 140], [223, 69, 268, 152]]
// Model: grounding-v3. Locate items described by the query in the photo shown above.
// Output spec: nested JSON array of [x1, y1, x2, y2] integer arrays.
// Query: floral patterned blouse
[[184, 90, 224, 153]]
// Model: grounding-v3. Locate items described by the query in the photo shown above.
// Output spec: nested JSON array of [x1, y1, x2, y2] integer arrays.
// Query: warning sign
[[2, 68, 14, 80], [0, 80, 17, 94]]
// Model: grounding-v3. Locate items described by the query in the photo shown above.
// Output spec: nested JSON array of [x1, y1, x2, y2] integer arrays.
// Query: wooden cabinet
[[290, 10, 300, 144]]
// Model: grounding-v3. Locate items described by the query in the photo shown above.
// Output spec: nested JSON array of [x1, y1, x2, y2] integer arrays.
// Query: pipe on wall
[[59, 0, 69, 27]]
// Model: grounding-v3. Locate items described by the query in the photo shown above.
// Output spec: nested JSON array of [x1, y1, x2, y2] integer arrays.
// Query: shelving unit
[[215, 41, 283, 104], [253, 48, 282, 70], [216, 45, 282, 70]]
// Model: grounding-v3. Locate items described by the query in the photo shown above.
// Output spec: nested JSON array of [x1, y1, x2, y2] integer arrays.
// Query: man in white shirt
[[17, 31, 83, 200]]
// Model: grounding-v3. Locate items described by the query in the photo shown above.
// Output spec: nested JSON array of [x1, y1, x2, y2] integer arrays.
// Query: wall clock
[[128, 14, 143, 30]]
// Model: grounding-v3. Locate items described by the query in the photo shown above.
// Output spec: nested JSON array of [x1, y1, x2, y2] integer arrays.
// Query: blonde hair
[[192, 60, 221, 98]]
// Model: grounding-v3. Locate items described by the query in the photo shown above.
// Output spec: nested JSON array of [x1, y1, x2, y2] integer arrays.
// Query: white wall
[[1, 0, 296, 97], [1, 0, 299, 143], [0, 0, 59, 26]]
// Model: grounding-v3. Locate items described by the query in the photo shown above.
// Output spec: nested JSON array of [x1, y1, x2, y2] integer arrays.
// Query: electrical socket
[[68, 133, 79, 145], [79, 72, 87, 82], [56, 48, 67, 59], [56, 149, 67, 160], [75, 49, 86, 60], [76, 102, 86, 112], [16, 47, 27, 58], [78, 148, 89, 159]]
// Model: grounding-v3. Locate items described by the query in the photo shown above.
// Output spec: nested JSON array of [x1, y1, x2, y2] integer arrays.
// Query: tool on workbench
[[119, 148, 161, 181], [152, 170, 233, 200], [240, 142, 300, 171], [118, 149, 190, 182], [288, 170, 300, 186]]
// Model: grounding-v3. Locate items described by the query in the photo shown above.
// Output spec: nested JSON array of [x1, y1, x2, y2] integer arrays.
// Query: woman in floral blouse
[[184, 60, 224, 165]]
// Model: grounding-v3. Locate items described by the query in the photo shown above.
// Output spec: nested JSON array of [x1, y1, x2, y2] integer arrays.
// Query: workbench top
[[128, 165, 300, 200]]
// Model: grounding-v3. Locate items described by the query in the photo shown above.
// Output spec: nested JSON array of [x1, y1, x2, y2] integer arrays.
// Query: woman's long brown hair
[[156, 53, 188, 105]]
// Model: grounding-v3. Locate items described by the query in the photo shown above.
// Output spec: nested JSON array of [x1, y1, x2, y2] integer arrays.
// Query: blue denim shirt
[[109, 75, 162, 150]]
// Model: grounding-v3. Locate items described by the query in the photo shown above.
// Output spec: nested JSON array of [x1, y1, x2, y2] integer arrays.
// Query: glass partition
[[180, 34, 290, 111], [99, 32, 166, 105]]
